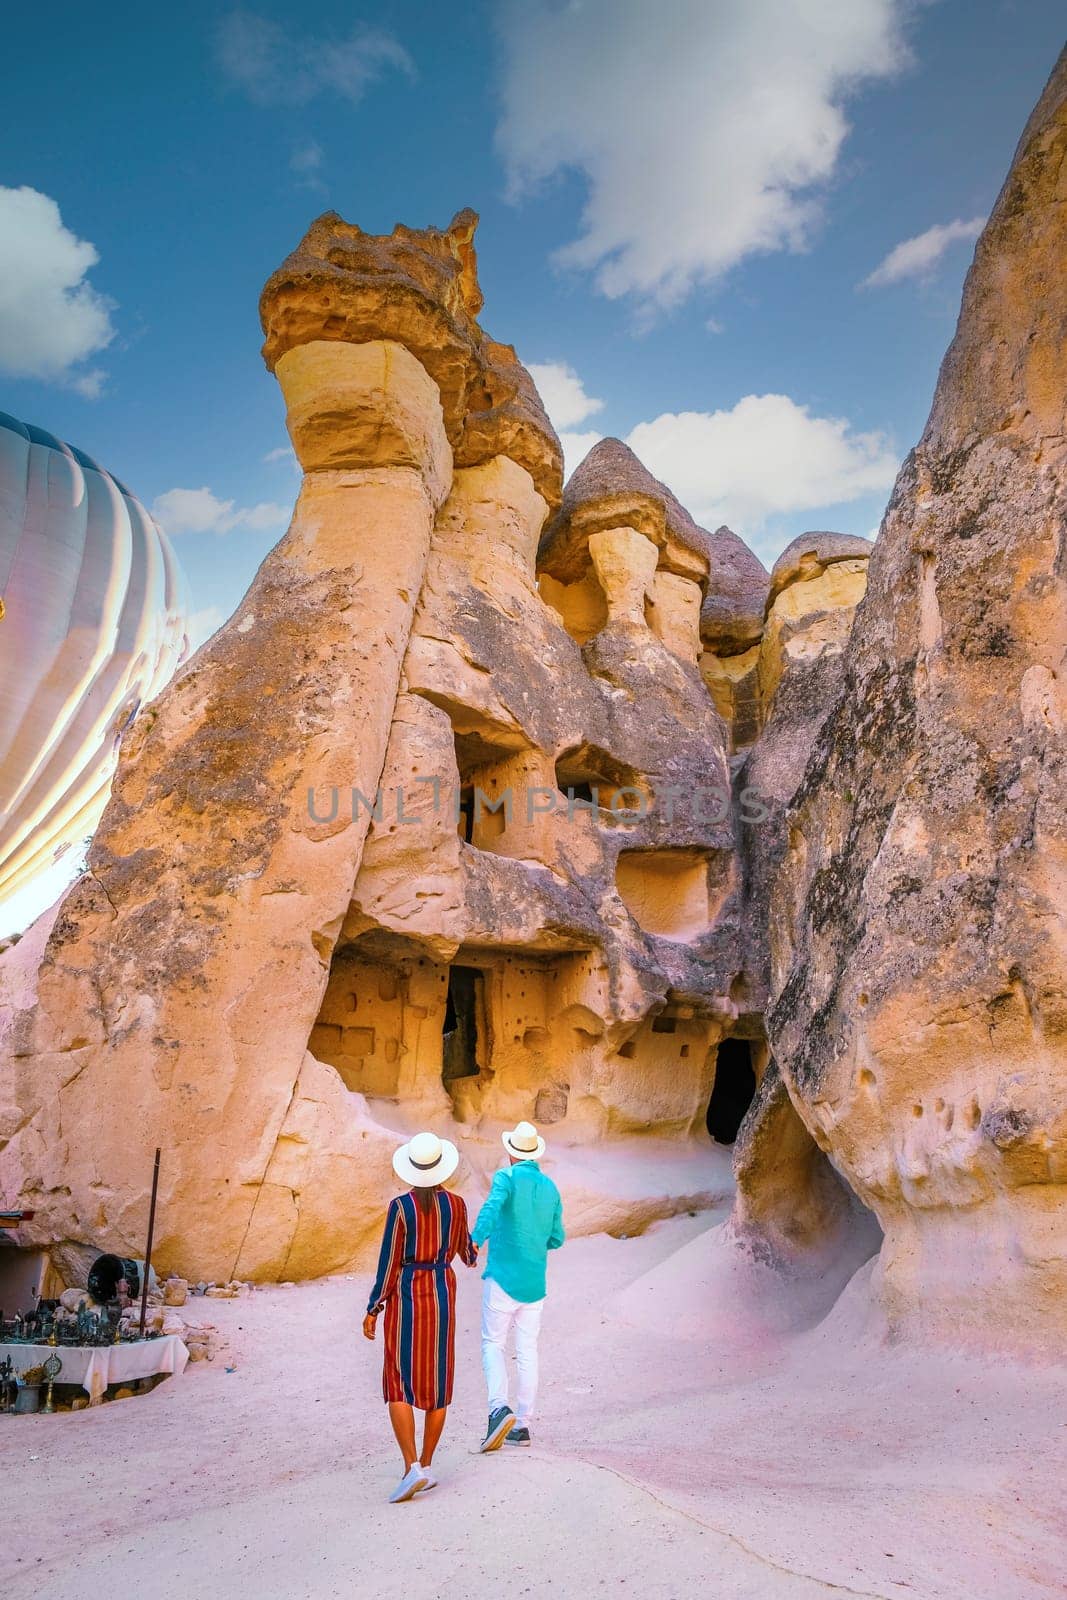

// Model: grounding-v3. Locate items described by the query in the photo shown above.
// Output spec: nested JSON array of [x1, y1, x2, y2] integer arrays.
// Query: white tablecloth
[[4, 1335, 188, 1402]]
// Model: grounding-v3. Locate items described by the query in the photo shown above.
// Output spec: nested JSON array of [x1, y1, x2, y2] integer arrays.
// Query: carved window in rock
[[608, 1001, 715, 1133], [554, 743, 647, 820], [453, 730, 518, 854], [615, 847, 726, 942], [308, 946, 413, 1098], [538, 569, 608, 645]]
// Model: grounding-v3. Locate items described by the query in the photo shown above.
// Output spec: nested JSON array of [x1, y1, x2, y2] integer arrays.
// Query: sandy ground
[[2, 1206, 1065, 1600]]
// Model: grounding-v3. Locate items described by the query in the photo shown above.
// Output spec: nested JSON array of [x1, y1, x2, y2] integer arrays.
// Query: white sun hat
[[502, 1120, 546, 1161], [393, 1131, 460, 1188]]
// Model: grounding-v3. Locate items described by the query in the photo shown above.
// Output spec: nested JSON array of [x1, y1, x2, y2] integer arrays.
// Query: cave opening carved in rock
[[454, 728, 519, 850], [615, 847, 720, 941], [706, 1037, 758, 1144], [441, 963, 486, 1087], [538, 565, 608, 645], [554, 742, 647, 817], [308, 944, 418, 1098]]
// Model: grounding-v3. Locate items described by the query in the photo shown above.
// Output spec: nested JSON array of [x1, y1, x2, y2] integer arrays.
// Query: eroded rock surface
[[3, 49, 1062, 1359], [699, 527, 770, 753], [740, 531, 873, 1022], [0, 215, 768, 1282], [769, 52, 1067, 1355]]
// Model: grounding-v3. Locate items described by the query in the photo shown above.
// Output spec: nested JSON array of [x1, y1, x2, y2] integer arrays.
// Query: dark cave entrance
[[442, 965, 484, 1087], [706, 1038, 757, 1144]]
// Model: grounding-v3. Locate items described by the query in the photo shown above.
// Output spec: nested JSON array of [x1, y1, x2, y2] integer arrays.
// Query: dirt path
[[3, 1215, 1064, 1600]]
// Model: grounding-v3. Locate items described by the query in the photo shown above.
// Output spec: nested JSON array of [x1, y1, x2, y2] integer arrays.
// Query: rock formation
[[740, 531, 874, 1018], [698, 527, 770, 753], [1, 48, 1063, 1368], [769, 51, 1067, 1356], [690, 530, 883, 1329], [0, 215, 766, 1283]]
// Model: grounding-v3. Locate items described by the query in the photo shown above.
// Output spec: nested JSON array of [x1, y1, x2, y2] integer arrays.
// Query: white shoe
[[415, 1464, 437, 1492], [389, 1464, 429, 1503]]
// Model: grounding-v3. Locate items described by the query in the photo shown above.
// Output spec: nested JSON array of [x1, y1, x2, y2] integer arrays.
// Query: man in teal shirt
[[471, 1120, 565, 1451]]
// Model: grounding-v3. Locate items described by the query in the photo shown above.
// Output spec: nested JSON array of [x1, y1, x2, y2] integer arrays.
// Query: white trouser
[[481, 1277, 545, 1425]]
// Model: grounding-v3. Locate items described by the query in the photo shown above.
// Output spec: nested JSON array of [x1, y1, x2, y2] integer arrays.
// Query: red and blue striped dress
[[367, 1189, 477, 1409]]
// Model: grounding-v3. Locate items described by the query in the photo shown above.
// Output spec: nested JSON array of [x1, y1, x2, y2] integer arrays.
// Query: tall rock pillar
[[0, 214, 479, 1281], [769, 54, 1067, 1356]]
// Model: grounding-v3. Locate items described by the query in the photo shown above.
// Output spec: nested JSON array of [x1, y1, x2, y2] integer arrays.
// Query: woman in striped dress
[[363, 1131, 478, 1502]]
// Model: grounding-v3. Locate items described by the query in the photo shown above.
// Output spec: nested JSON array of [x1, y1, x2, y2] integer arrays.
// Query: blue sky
[[2, 1, 1064, 645]]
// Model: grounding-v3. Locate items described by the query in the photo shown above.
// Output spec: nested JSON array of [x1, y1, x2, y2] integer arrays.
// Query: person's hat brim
[[393, 1138, 460, 1187], [501, 1129, 546, 1161]]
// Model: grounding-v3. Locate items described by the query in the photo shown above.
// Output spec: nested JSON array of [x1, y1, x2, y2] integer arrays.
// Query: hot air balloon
[[0, 411, 190, 930]]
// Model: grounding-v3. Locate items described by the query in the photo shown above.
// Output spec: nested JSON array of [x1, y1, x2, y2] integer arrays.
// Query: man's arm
[[547, 1192, 565, 1251], [472, 1168, 511, 1247]]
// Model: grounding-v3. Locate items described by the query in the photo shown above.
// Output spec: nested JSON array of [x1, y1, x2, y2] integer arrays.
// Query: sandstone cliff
[[768, 50, 1067, 1356], [0, 214, 766, 1282], [3, 48, 1061, 1354], [699, 527, 770, 752]]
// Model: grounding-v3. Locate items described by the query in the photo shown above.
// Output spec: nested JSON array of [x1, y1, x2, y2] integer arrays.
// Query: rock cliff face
[[740, 532, 873, 1017], [0, 214, 767, 1282], [718, 532, 881, 1313], [698, 527, 770, 754], [1, 50, 1062, 1358], [769, 52, 1067, 1356]]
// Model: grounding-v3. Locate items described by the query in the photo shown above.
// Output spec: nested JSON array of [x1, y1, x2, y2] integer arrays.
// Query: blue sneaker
[[505, 1425, 531, 1446], [479, 1405, 516, 1453]]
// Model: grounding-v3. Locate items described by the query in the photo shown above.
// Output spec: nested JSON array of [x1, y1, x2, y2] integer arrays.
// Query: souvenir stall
[[1, 1152, 190, 1412]]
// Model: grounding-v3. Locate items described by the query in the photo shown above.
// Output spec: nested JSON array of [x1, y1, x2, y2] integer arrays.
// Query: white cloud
[[627, 393, 898, 528], [187, 606, 227, 649], [0, 186, 116, 392], [528, 360, 605, 430], [861, 216, 985, 288], [559, 429, 604, 480], [152, 486, 291, 537], [263, 444, 299, 467], [528, 361, 607, 478], [496, 0, 909, 306], [289, 137, 326, 192], [215, 10, 413, 105], [68, 368, 107, 399], [290, 138, 323, 174], [534, 354, 899, 504], [705, 317, 725, 336]]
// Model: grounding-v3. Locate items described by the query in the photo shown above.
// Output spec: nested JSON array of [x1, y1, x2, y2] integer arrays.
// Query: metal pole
[[138, 1148, 161, 1338]]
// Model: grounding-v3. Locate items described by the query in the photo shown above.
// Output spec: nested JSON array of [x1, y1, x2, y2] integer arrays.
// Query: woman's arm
[[454, 1195, 479, 1268], [366, 1197, 405, 1317]]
